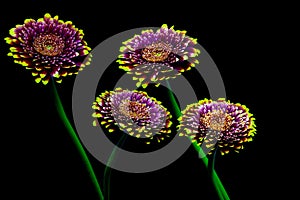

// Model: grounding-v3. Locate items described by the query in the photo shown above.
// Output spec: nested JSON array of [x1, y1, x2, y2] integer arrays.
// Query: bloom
[[117, 24, 200, 88], [178, 98, 256, 155], [92, 88, 172, 144], [5, 13, 91, 85]]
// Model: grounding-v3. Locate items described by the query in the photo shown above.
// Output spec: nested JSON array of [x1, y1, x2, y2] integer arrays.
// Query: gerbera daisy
[[178, 98, 256, 155], [92, 88, 172, 144], [5, 13, 91, 85], [117, 24, 200, 88]]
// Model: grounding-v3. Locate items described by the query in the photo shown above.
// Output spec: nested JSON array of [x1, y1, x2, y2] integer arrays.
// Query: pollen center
[[142, 42, 171, 62], [33, 33, 65, 56], [200, 109, 233, 132], [119, 100, 151, 126]]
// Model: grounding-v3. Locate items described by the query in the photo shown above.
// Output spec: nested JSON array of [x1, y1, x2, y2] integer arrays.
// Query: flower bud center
[[33, 33, 64, 56], [142, 42, 171, 62], [119, 100, 151, 126], [200, 109, 233, 132]]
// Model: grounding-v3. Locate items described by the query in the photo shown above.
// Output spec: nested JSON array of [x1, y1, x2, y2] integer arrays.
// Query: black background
[[1, 1, 283, 200]]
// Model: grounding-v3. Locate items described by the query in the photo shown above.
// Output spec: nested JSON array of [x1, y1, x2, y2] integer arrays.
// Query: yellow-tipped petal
[[42, 79, 49, 85], [60, 71, 68, 77], [35, 77, 41, 83], [40, 72, 47, 78], [161, 24, 168, 29], [92, 120, 98, 126], [9, 47, 18, 52], [142, 83, 148, 88], [92, 113, 101, 118], [24, 19, 32, 24], [32, 72, 38, 76], [9, 28, 16, 37], [44, 13, 51, 19], [37, 18, 44, 22]]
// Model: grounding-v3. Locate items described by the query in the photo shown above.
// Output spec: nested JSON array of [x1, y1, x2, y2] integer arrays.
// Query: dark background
[[1, 1, 283, 200]]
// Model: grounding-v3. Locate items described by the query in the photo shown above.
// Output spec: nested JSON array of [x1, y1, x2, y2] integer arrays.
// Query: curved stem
[[51, 80, 104, 200], [103, 134, 127, 200], [166, 80, 230, 200], [212, 146, 218, 171], [211, 147, 224, 200]]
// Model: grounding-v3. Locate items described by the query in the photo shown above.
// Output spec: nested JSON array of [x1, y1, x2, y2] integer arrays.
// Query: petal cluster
[[92, 88, 172, 144], [117, 24, 200, 88], [178, 98, 256, 155], [5, 13, 91, 84]]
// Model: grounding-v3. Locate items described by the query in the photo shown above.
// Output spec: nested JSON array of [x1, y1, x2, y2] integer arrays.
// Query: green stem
[[192, 141, 228, 199], [166, 80, 230, 200], [51, 80, 104, 200], [212, 147, 225, 200], [103, 135, 127, 200], [212, 148, 229, 200]]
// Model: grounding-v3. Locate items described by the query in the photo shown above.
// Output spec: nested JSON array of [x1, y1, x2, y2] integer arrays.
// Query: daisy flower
[[5, 13, 91, 84], [178, 98, 256, 155], [117, 24, 200, 88], [92, 88, 172, 144]]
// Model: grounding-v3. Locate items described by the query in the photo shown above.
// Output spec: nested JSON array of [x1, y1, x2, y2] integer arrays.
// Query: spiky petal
[[117, 24, 200, 88], [178, 98, 256, 155], [92, 88, 172, 144], [5, 13, 91, 85]]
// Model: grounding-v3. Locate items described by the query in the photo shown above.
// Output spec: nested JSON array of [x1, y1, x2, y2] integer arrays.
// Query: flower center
[[119, 100, 151, 125], [200, 109, 233, 132], [142, 42, 171, 62], [33, 33, 65, 56]]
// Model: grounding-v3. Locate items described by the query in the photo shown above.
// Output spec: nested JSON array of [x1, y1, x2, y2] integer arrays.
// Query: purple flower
[[5, 13, 91, 85], [92, 88, 172, 144], [117, 24, 200, 88], [178, 98, 256, 155]]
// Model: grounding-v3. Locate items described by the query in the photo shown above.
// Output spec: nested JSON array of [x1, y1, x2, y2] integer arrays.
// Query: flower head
[[92, 88, 172, 144], [5, 13, 91, 85], [178, 98, 256, 155], [117, 24, 200, 88]]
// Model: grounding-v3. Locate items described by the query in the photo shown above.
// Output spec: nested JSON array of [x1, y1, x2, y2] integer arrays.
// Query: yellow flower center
[[200, 109, 233, 132], [119, 100, 151, 122], [33, 33, 65, 56], [142, 42, 171, 62]]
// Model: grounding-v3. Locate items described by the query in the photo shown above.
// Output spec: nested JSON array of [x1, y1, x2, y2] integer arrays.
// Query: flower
[[5, 13, 91, 85], [92, 88, 172, 144], [178, 98, 256, 155], [117, 24, 200, 88]]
